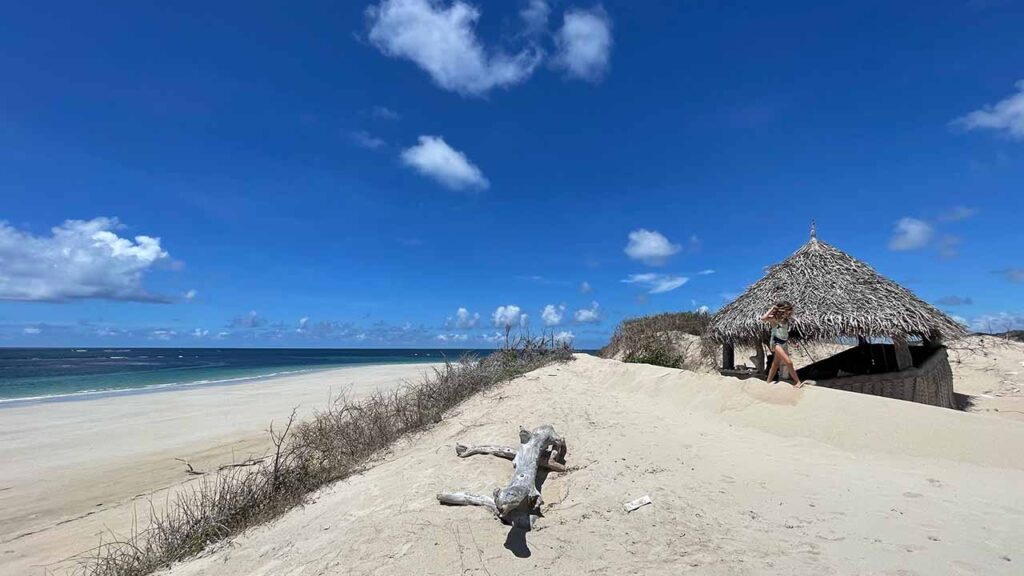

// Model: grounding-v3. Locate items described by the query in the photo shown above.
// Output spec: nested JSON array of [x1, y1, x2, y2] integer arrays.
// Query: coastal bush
[[74, 335, 573, 576], [600, 311, 715, 370]]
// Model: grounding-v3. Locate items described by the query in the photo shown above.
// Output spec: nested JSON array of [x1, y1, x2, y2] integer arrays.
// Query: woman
[[762, 301, 802, 388]]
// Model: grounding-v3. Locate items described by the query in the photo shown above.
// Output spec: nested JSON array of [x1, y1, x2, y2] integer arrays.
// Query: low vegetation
[[74, 335, 573, 576], [600, 311, 716, 370]]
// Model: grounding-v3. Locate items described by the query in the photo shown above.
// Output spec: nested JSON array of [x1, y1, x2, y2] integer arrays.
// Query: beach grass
[[72, 335, 573, 576], [600, 311, 715, 369]]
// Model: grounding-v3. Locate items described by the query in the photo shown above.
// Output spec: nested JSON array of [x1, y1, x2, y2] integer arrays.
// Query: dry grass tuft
[[73, 335, 572, 576], [600, 311, 716, 370]]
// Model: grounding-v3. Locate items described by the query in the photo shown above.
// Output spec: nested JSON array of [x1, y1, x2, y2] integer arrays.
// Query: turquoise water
[[0, 348, 486, 405]]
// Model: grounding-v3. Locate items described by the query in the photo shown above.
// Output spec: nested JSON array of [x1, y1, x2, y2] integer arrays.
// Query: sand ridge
[[158, 354, 1024, 576]]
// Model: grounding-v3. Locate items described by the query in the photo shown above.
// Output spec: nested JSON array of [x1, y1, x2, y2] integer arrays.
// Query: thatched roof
[[707, 236, 967, 344]]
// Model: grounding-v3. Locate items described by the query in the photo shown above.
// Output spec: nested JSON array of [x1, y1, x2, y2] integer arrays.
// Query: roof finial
[[810, 219, 817, 240]]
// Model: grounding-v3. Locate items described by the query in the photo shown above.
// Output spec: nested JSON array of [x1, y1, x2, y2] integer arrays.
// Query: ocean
[[0, 347, 489, 405]]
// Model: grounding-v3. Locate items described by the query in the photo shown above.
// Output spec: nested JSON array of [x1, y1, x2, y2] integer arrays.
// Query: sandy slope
[[0, 362, 443, 576], [160, 354, 1024, 576]]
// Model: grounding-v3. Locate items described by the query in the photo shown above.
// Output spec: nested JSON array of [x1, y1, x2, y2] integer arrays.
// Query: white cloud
[[184, 289, 198, 301], [621, 273, 689, 294], [191, 328, 209, 338], [447, 307, 480, 329], [366, 0, 543, 96], [150, 329, 176, 341], [952, 80, 1024, 140], [0, 217, 170, 302], [888, 218, 933, 251], [579, 280, 592, 294], [231, 310, 266, 329], [297, 316, 311, 333], [23, 327, 41, 335], [969, 312, 1024, 332], [1002, 268, 1024, 283], [554, 6, 612, 82], [624, 229, 681, 265], [437, 332, 469, 342], [352, 131, 386, 150], [520, 313, 530, 328], [697, 305, 710, 314], [401, 135, 489, 191], [481, 331, 506, 344], [939, 206, 978, 222], [696, 269, 715, 276], [553, 330, 575, 343], [372, 105, 400, 120], [541, 304, 565, 326], [574, 301, 600, 323], [521, 0, 551, 34], [492, 304, 524, 328]]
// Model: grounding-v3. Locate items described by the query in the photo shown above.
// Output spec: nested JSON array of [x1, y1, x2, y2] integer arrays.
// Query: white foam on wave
[[0, 367, 327, 406]]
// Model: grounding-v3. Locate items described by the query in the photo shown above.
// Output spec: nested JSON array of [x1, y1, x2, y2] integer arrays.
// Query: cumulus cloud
[[436, 332, 469, 342], [0, 217, 171, 302], [888, 218, 933, 251], [23, 327, 41, 335], [191, 328, 209, 338], [366, 0, 543, 96], [541, 304, 565, 326], [574, 301, 600, 323], [231, 310, 267, 329], [951, 80, 1024, 140], [554, 6, 612, 82], [621, 273, 689, 294], [447, 307, 480, 329], [401, 135, 489, 191], [492, 304, 524, 328], [969, 312, 1024, 332], [624, 229, 681, 265], [553, 330, 575, 343], [520, 0, 551, 34]]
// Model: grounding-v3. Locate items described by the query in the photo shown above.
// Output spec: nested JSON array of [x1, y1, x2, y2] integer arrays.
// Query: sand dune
[[158, 354, 1024, 576]]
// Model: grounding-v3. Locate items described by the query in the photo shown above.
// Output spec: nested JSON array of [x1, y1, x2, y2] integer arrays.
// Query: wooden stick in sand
[[438, 424, 567, 529]]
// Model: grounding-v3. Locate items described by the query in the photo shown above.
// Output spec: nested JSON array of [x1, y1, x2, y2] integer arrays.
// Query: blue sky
[[1, 0, 1023, 349]]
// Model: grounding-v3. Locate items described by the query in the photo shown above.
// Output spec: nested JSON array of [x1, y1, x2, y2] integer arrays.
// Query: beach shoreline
[[0, 361, 445, 575]]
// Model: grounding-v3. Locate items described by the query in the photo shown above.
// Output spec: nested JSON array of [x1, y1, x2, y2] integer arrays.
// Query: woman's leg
[[766, 349, 780, 383], [774, 345, 802, 387]]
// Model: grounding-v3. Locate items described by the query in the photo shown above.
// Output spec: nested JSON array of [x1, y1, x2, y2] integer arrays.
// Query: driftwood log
[[438, 424, 567, 529]]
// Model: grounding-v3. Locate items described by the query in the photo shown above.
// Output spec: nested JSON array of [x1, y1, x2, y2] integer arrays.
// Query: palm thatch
[[707, 236, 967, 345]]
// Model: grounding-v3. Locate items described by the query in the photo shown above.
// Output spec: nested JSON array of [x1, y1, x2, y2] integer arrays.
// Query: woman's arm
[[761, 306, 778, 322]]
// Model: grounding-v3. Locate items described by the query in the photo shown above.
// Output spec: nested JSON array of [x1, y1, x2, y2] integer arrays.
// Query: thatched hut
[[706, 226, 967, 408]]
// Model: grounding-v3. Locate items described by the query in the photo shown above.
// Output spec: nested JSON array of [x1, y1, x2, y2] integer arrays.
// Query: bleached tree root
[[454, 443, 567, 472], [439, 425, 567, 530], [436, 491, 498, 515]]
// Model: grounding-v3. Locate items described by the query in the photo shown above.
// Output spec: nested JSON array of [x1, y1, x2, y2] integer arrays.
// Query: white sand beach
[[156, 353, 1024, 576], [4, 338, 1024, 575], [0, 362, 444, 575]]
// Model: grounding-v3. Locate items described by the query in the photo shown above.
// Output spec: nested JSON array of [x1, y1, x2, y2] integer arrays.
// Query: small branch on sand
[[439, 424, 567, 530], [174, 458, 205, 476], [217, 457, 267, 471]]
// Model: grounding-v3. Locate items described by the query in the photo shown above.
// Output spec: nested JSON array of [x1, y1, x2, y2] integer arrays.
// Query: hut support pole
[[894, 337, 913, 371], [722, 343, 735, 370], [754, 340, 765, 372]]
